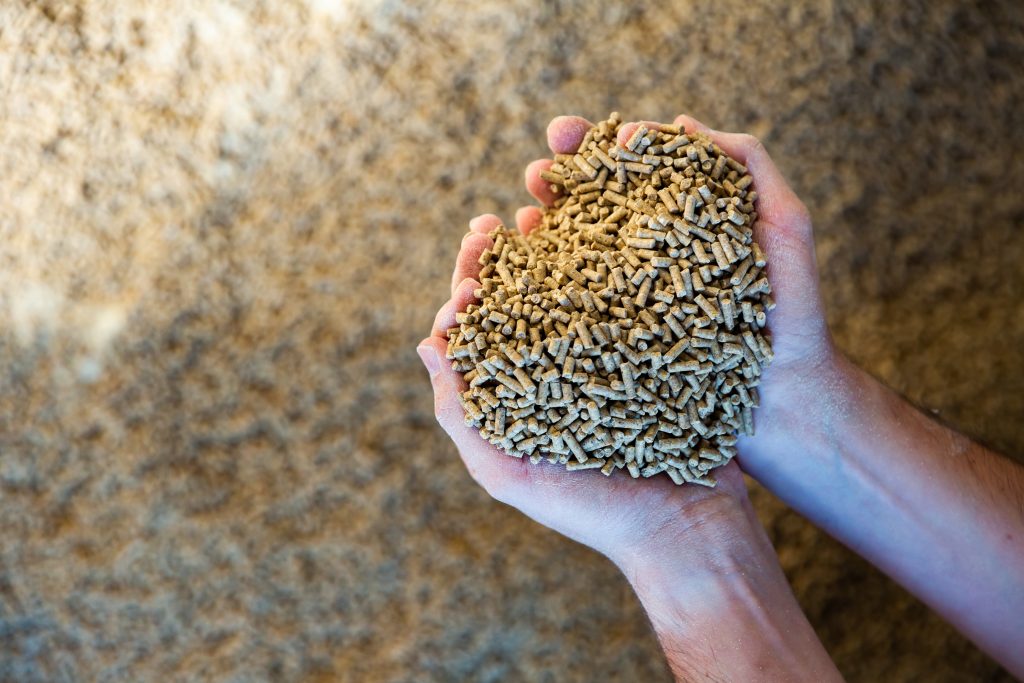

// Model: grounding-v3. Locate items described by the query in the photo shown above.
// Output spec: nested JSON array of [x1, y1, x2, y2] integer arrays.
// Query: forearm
[[616, 496, 842, 682], [741, 351, 1024, 675]]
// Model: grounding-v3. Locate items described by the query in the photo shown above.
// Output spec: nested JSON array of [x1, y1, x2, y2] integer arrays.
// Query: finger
[[451, 232, 493, 295], [515, 206, 543, 235], [616, 120, 662, 148], [547, 115, 594, 154], [673, 114, 810, 239], [418, 335, 532, 498], [525, 159, 561, 207], [432, 277, 480, 339], [673, 113, 712, 136], [469, 213, 504, 235]]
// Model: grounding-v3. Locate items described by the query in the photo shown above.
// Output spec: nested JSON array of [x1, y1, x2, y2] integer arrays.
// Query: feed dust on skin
[[446, 113, 774, 487]]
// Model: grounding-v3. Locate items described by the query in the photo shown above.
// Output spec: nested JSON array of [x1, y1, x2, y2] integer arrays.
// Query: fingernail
[[416, 343, 440, 378]]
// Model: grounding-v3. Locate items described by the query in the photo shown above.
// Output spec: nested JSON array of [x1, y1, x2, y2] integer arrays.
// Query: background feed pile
[[446, 113, 774, 486]]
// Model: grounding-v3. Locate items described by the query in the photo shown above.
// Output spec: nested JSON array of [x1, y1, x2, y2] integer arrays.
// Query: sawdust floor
[[0, 1, 1021, 681]]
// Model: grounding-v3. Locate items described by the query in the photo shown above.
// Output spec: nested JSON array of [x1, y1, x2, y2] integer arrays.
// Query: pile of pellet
[[445, 113, 773, 486]]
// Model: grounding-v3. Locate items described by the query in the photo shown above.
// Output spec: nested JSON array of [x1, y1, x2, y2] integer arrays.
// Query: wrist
[[614, 482, 769, 613], [617, 482, 843, 683]]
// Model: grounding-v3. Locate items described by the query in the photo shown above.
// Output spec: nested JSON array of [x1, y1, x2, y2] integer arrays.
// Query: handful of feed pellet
[[445, 113, 774, 487]]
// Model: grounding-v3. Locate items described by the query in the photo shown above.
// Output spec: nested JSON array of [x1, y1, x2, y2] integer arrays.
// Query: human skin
[[655, 117, 1024, 678], [417, 114, 1024, 680]]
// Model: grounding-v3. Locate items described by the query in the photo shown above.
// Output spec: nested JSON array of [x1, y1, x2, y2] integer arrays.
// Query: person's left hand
[[416, 116, 752, 573]]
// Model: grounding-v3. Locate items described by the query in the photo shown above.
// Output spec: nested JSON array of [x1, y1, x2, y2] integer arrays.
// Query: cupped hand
[[641, 115, 836, 478], [418, 117, 847, 679], [417, 116, 758, 570]]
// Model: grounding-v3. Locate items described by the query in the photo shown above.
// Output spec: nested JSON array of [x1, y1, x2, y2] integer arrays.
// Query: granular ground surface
[[0, 2, 1022, 681]]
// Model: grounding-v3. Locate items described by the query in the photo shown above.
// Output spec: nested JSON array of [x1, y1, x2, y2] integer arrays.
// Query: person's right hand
[[642, 115, 839, 482], [661, 120, 1024, 680]]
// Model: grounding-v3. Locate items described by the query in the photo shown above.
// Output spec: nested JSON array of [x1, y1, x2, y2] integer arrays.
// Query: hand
[[416, 115, 753, 571], [417, 112, 836, 565], [418, 115, 844, 681], [647, 116, 837, 481]]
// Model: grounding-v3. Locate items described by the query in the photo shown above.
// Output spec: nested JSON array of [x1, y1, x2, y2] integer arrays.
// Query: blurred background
[[1, 1, 1022, 680]]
